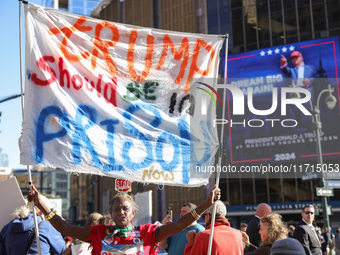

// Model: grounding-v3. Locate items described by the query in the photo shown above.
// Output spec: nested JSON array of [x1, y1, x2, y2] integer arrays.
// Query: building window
[[57, 191, 67, 199], [312, 4, 327, 32], [242, 179, 254, 204], [56, 173, 67, 180], [255, 179, 268, 203], [57, 182, 67, 189], [208, 0, 218, 15], [208, 14, 219, 27], [232, 8, 243, 20], [73, 0, 84, 15], [269, 179, 281, 203], [327, 2, 340, 29], [282, 179, 296, 202], [229, 180, 240, 205], [298, 0, 310, 8], [298, 6, 312, 36], [232, 20, 244, 47], [296, 179, 313, 201], [219, 0, 230, 12], [284, 7, 298, 37], [244, 4, 257, 45], [270, 11, 283, 42]]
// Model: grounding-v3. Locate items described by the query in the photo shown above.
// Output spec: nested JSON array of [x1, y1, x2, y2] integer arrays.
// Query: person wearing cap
[[241, 223, 248, 232], [184, 200, 243, 255], [280, 51, 316, 88], [293, 205, 322, 255], [0, 200, 66, 255], [65, 236, 73, 248], [288, 225, 295, 238], [270, 238, 306, 255], [27, 184, 221, 255]]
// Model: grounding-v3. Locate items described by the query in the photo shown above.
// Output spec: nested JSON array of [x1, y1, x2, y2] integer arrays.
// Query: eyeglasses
[[202, 213, 207, 218], [304, 211, 314, 215]]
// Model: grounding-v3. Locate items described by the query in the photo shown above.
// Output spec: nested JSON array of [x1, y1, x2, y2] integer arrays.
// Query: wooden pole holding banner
[[19, 1, 42, 255], [207, 34, 229, 255]]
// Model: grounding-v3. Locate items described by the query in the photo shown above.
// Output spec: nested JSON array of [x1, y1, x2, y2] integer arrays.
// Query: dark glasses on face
[[202, 213, 207, 218], [304, 211, 314, 215]]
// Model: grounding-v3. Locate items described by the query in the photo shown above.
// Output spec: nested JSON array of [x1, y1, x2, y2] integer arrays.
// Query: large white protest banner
[[21, 3, 223, 186]]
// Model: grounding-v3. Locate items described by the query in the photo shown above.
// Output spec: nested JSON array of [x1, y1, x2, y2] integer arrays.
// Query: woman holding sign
[[27, 184, 220, 255]]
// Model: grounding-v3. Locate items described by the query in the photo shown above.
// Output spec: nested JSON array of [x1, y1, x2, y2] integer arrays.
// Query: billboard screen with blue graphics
[[224, 37, 340, 166]]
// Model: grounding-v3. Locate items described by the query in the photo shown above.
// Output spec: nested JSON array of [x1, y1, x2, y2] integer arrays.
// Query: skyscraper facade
[[43, 0, 102, 16]]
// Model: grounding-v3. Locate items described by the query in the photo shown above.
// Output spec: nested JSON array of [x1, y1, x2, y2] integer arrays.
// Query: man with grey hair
[[159, 203, 205, 255], [184, 201, 243, 255]]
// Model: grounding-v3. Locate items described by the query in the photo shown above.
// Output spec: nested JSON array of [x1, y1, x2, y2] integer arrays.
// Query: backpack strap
[[25, 220, 44, 255]]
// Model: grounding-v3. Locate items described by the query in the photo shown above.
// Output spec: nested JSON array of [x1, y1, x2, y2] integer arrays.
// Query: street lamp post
[[291, 83, 337, 234], [310, 85, 337, 234]]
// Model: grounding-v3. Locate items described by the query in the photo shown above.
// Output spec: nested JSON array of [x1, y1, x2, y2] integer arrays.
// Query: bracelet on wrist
[[190, 209, 201, 220], [45, 210, 56, 221], [44, 209, 54, 218]]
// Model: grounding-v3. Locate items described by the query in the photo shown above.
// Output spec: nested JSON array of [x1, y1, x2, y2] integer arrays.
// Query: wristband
[[45, 210, 56, 221], [190, 209, 201, 220]]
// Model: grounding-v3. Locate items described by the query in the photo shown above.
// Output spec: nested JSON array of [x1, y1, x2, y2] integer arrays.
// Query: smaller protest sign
[[0, 177, 26, 230], [115, 179, 132, 193]]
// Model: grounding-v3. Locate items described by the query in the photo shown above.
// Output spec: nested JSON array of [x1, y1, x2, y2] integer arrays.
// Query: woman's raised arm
[[27, 185, 91, 241], [156, 184, 221, 242]]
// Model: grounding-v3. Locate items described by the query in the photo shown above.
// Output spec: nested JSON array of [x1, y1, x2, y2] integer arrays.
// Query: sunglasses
[[304, 211, 314, 215], [202, 213, 207, 218]]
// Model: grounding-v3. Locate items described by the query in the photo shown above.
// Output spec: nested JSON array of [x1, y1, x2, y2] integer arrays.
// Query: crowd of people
[[2, 185, 340, 255]]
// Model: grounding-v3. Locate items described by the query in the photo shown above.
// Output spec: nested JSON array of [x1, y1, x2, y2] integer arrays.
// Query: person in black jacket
[[321, 226, 329, 255], [246, 203, 272, 247], [294, 205, 322, 255]]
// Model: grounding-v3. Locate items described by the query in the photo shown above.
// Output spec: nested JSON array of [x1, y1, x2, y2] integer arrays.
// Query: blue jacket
[[281, 64, 316, 87], [0, 213, 65, 255]]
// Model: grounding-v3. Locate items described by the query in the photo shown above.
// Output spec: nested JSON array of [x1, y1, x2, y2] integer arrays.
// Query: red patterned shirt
[[84, 224, 160, 255]]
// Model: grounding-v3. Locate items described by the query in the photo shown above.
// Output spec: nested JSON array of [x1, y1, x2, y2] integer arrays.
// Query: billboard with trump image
[[223, 36, 340, 167]]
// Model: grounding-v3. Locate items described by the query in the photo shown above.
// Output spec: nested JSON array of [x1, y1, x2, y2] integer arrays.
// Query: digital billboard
[[225, 37, 340, 166]]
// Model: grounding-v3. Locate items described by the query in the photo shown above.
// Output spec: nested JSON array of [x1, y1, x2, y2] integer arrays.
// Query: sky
[[0, 0, 42, 169]]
